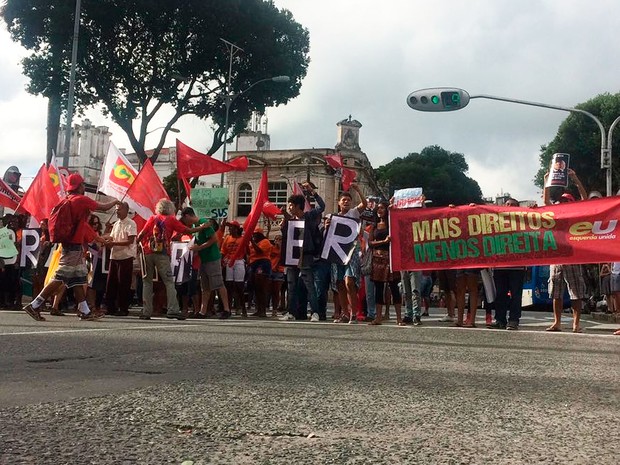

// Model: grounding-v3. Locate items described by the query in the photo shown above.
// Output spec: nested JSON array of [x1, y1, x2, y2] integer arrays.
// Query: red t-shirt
[[68, 194, 99, 245], [139, 214, 188, 255]]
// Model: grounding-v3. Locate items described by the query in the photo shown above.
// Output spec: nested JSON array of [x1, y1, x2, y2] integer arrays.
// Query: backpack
[[48, 198, 76, 243], [149, 217, 168, 253]]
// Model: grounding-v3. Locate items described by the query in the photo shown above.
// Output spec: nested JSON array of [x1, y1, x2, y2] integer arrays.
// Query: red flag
[[341, 168, 356, 191], [124, 159, 170, 224], [324, 154, 356, 191], [262, 200, 282, 220], [231, 170, 268, 261], [17, 164, 59, 222], [176, 140, 248, 200], [0, 178, 21, 210], [292, 181, 312, 212], [324, 153, 344, 170]]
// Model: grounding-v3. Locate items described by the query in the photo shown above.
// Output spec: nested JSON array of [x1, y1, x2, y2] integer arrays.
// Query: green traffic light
[[431, 95, 440, 104]]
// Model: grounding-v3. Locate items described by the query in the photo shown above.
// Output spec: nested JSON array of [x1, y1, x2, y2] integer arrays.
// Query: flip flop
[[572, 328, 583, 333], [545, 326, 562, 332]]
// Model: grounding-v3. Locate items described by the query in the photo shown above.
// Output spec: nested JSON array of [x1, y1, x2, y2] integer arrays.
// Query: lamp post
[[62, 0, 81, 168], [219, 74, 290, 187], [406, 88, 619, 196]]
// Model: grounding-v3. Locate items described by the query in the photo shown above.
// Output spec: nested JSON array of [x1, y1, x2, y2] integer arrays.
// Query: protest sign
[[191, 188, 229, 219], [321, 214, 360, 265], [392, 187, 424, 209], [170, 241, 192, 284], [390, 197, 620, 271], [284, 220, 304, 266], [0, 227, 18, 259], [545, 153, 570, 188]]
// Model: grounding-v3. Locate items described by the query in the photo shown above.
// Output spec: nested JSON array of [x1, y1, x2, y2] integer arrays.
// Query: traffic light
[[406, 88, 470, 112]]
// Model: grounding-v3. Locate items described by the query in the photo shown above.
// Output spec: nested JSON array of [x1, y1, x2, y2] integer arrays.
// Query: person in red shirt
[[221, 221, 246, 316], [136, 198, 206, 320], [23, 173, 119, 322]]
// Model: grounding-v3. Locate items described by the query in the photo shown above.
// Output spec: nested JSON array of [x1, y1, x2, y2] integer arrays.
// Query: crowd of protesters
[[2, 170, 620, 336]]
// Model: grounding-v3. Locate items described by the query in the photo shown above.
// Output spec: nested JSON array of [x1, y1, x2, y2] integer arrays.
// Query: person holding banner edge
[[543, 169, 587, 333]]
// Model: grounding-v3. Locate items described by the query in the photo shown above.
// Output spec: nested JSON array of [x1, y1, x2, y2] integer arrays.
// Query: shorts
[[549, 264, 586, 300], [200, 260, 225, 292], [225, 259, 245, 282], [611, 274, 620, 293], [53, 244, 88, 289], [437, 270, 457, 293], [270, 271, 286, 282], [250, 258, 271, 276]]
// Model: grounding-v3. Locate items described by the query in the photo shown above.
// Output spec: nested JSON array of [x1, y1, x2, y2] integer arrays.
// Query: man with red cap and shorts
[[23, 173, 119, 321]]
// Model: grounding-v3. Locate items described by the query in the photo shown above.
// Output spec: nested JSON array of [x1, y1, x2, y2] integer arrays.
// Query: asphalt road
[[0, 309, 619, 464]]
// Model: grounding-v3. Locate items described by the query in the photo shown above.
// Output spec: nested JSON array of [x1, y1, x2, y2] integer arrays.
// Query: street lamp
[[406, 87, 620, 196], [219, 75, 291, 186]]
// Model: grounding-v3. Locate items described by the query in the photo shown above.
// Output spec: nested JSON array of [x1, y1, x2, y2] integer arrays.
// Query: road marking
[[0, 324, 201, 337]]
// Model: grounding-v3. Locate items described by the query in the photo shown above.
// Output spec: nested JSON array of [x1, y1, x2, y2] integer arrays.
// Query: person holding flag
[[23, 173, 120, 322]]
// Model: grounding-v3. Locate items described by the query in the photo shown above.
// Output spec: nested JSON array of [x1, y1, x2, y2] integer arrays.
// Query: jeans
[[143, 253, 180, 317], [401, 270, 422, 318], [493, 269, 525, 325], [364, 275, 376, 319], [313, 260, 331, 318]]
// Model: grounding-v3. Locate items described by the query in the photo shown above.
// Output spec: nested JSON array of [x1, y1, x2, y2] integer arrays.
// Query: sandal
[[369, 319, 382, 325], [545, 326, 562, 332], [572, 327, 583, 333], [397, 321, 407, 326]]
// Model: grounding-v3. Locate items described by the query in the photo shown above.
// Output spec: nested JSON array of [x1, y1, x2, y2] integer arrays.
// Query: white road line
[[0, 324, 201, 337]]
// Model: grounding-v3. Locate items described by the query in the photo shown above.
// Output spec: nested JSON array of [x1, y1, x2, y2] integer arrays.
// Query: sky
[[1, 0, 619, 203]]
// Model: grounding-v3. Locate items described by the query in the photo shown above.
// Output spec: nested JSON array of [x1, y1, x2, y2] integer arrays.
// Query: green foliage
[[2, 0, 310, 163], [534, 92, 620, 194], [375, 145, 484, 207], [162, 168, 180, 207]]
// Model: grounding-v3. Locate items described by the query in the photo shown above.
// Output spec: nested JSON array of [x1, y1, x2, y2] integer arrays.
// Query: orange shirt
[[221, 235, 243, 260], [248, 238, 271, 264], [270, 243, 284, 273]]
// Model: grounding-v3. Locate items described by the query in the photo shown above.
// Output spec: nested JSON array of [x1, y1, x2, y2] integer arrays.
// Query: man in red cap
[[23, 173, 120, 321], [543, 168, 587, 333]]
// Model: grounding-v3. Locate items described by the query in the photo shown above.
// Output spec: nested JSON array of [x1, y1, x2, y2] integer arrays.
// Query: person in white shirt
[[103, 202, 137, 316]]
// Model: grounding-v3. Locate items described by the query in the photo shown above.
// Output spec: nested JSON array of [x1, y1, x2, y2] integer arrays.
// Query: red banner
[[390, 197, 620, 271]]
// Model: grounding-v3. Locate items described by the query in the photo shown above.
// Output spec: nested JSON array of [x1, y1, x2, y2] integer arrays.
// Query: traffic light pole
[[469, 94, 611, 197], [407, 88, 618, 197]]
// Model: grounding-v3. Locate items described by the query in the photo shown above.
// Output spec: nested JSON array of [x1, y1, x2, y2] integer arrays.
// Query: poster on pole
[[191, 188, 229, 219]]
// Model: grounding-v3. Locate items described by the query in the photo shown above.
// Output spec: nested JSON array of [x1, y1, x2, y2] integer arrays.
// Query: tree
[[2, 0, 310, 164], [534, 92, 620, 195], [162, 168, 180, 207], [375, 145, 484, 207]]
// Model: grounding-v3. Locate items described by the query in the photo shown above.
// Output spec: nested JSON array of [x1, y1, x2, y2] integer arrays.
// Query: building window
[[237, 183, 252, 217], [268, 182, 288, 208]]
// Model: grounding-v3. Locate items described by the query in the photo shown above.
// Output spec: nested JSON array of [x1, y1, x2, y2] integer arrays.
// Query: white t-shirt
[[611, 262, 620, 275], [110, 217, 137, 260]]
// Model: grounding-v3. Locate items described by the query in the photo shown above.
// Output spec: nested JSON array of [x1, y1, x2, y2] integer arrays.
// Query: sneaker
[[487, 321, 506, 330], [218, 311, 231, 320], [79, 311, 105, 321], [485, 313, 493, 326], [413, 316, 422, 326], [166, 313, 187, 320], [24, 304, 46, 321], [506, 322, 519, 330], [402, 316, 413, 324], [310, 313, 320, 322], [439, 314, 454, 322], [139, 315, 151, 320], [279, 312, 295, 321]]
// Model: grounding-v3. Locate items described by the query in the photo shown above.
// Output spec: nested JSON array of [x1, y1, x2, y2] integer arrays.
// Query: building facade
[[226, 116, 382, 223]]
